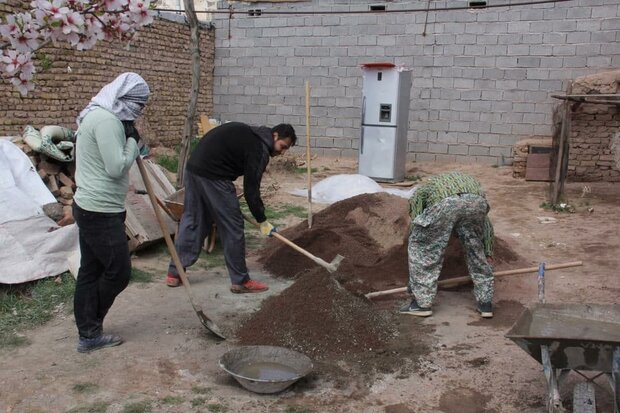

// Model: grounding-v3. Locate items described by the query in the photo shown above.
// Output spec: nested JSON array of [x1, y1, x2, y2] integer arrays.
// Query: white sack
[[0, 139, 79, 284], [0, 216, 79, 284], [0, 140, 56, 224], [290, 174, 417, 204]]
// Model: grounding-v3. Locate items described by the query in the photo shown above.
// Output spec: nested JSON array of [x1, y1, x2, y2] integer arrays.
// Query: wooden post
[[551, 84, 572, 205], [305, 80, 313, 228]]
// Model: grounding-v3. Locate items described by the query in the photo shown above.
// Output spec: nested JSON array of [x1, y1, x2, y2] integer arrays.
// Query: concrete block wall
[[0, 6, 215, 147], [212, 0, 620, 164]]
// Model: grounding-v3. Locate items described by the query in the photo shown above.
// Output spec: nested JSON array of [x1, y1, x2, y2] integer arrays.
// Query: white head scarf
[[77, 72, 150, 126]]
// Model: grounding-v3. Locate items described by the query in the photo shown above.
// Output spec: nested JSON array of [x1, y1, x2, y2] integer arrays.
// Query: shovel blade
[[326, 254, 345, 273], [197, 311, 226, 339]]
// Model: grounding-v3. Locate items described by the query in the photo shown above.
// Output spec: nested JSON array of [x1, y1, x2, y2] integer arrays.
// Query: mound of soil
[[258, 192, 529, 295], [235, 270, 398, 360]]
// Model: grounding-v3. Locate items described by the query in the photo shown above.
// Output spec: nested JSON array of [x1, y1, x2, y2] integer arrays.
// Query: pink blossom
[[1, 50, 27, 74], [104, 0, 128, 12], [1, 0, 154, 95], [10, 73, 36, 96], [0, 15, 19, 38], [129, 0, 153, 26]]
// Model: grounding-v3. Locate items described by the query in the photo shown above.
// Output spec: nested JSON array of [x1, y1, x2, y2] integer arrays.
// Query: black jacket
[[186, 122, 273, 222]]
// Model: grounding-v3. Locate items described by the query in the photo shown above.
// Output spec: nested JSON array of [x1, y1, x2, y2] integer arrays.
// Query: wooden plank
[[125, 159, 176, 248], [526, 153, 552, 181]]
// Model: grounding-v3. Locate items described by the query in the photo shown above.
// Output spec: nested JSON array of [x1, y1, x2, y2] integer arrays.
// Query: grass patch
[[156, 155, 179, 173], [122, 401, 152, 413], [269, 203, 307, 221], [191, 398, 206, 408], [404, 175, 422, 182], [0, 273, 75, 349], [161, 395, 184, 405], [540, 201, 575, 213], [65, 401, 110, 413], [284, 408, 312, 413], [207, 404, 227, 413], [294, 167, 318, 174], [72, 382, 99, 394], [197, 245, 226, 270], [130, 268, 156, 284], [154, 137, 201, 173], [191, 385, 211, 395]]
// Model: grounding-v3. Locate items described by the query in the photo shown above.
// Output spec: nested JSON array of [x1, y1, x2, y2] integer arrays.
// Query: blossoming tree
[[0, 0, 155, 96]]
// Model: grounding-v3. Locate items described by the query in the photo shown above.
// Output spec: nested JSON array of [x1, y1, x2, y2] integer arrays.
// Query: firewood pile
[[14, 139, 76, 226]]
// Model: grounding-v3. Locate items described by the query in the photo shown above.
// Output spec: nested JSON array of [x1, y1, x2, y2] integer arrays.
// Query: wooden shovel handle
[[135, 157, 199, 308], [364, 261, 583, 299]]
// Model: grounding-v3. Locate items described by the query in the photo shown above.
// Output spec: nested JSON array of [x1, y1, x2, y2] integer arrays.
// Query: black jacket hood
[[251, 126, 273, 153]]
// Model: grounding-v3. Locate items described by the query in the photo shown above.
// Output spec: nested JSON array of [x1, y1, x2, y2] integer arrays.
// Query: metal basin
[[219, 346, 313, 394]]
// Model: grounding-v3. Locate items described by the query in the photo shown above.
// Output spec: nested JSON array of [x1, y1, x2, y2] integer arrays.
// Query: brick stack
[[12, 137, 76, 225], [567, 70, 620, 182]]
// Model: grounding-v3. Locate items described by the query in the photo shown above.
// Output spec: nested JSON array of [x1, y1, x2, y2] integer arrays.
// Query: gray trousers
[[168, 169, 249, 285]]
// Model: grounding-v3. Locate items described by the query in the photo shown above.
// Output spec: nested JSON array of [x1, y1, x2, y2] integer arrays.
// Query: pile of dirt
[[258, 192, 529, 295], [235, 270, 399, 360], [236, 192, 527, 366]]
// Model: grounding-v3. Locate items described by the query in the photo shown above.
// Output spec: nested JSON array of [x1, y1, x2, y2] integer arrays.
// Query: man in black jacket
[[166, 122, 297, 293]]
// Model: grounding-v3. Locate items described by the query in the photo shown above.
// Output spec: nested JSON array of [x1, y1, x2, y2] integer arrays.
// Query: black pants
[[73, 203, 131, 339], [168, 169, 249, 285]]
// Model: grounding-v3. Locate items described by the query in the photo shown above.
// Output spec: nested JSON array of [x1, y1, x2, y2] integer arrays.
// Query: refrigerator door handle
[[360, 96, 366, 154]]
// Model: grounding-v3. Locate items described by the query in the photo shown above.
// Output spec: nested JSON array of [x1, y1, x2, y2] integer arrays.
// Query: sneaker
[[230, 279, 269, 294], [399, 300, 432, 317], [77, 334, 123, 353], [477, 302, 493, 318], [166, 273, 181, 287]]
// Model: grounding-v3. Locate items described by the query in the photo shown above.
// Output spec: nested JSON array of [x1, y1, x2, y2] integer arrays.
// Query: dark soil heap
[[257, 192, 528, 295], [235, 271, 398, 360], [236, 192, 527, 363]]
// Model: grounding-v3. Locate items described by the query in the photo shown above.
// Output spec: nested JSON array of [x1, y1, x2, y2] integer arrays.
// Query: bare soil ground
[[1, 156, 619, 413]]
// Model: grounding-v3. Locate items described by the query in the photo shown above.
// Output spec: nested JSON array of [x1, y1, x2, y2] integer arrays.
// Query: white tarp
[[0, 139, 78, 284], [290, 174, 417, 204]]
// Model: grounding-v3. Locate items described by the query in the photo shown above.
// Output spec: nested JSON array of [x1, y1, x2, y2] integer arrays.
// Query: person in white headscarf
[[72, 72, 150, 353]]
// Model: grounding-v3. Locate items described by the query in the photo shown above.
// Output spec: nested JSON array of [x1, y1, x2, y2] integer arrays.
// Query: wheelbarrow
[[163, 188, 217, 253], [506, 266, 620, 413]]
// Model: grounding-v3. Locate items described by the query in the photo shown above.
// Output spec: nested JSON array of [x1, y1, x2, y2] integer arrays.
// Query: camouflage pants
[[407, 194, 494, 308]]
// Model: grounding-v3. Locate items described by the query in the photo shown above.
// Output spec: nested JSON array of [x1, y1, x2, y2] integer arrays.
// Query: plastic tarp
[[0, 139, 78, 284], [290, 174, 417, 204]]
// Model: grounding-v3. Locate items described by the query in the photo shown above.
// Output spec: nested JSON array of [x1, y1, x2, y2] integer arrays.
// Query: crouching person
[[400, 171, 495, 318]]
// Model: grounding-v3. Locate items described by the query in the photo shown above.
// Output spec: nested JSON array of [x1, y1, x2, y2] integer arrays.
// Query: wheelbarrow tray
[[506, 303, 620, 372], [163, 188, 185, 221]]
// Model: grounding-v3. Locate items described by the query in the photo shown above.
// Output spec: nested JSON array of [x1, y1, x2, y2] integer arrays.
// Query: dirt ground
[[1, 156, 619, 413]]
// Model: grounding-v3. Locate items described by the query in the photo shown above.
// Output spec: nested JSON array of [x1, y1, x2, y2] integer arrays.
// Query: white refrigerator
[[358, 64, 412, 182]]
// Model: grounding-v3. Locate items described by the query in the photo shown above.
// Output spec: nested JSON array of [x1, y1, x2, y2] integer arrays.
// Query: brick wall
[[211, 0, 620, 164], [0, 6, 215, 147], [568, 108, 620, 182]]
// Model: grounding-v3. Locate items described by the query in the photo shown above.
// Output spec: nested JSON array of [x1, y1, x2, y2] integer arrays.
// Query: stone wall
[[567, 71, 620, 181], [0, 6, 215, 147], [211, 0, 620, 163]]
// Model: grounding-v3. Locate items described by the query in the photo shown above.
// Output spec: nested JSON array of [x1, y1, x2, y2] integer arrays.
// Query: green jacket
[[74, 108, 139, 213]]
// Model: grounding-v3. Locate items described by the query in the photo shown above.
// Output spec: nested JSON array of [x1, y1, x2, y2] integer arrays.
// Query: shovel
[[241, 212, 344, 274], [135, 157, 225, 339]]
